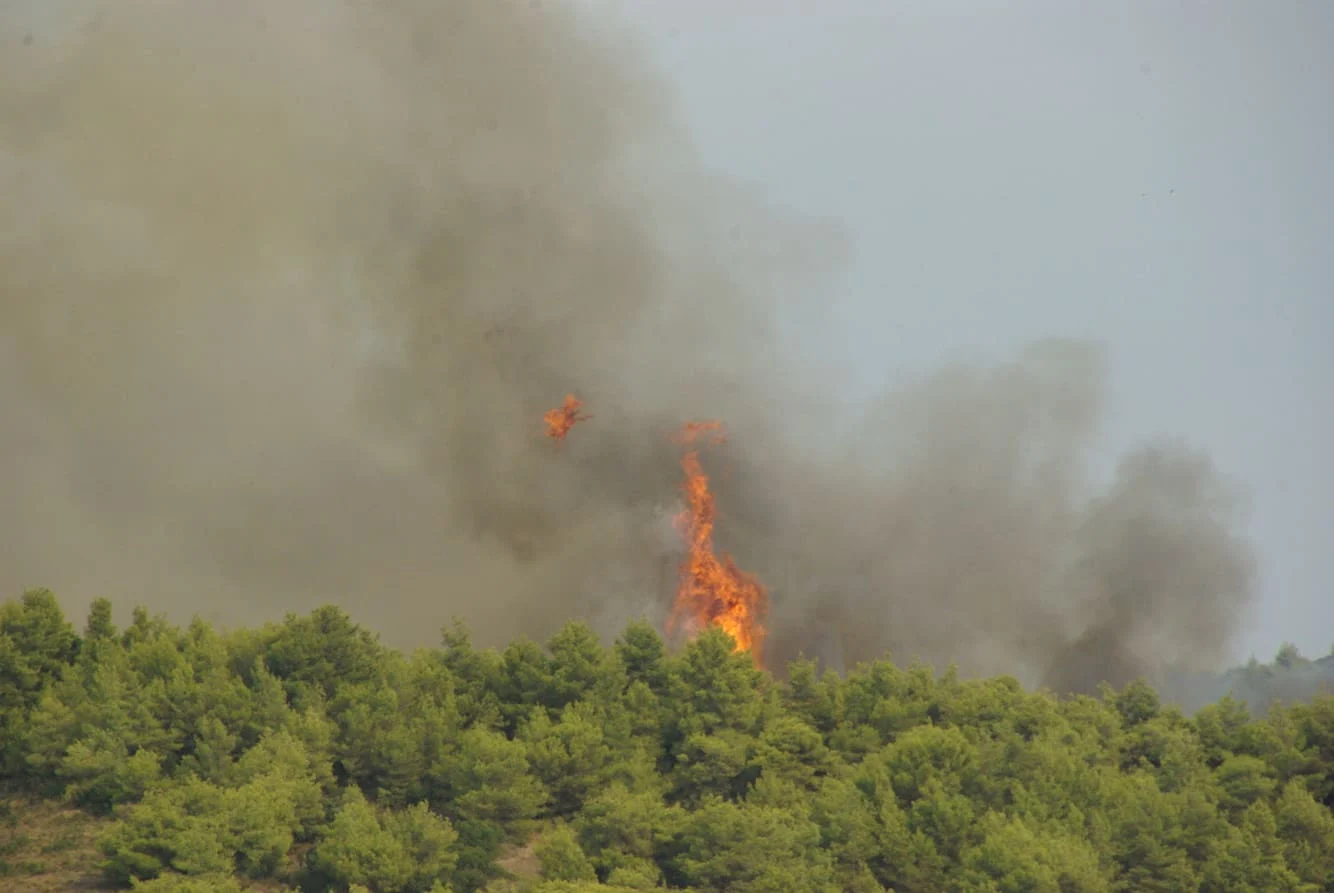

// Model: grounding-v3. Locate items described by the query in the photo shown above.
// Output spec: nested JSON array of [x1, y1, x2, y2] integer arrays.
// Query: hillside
[[3, 588, 1333, 893], [1156, 650, 1334, 715]]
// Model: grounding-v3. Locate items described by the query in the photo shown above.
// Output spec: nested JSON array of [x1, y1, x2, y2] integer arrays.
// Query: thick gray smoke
[[0, 1, 1255, 692]]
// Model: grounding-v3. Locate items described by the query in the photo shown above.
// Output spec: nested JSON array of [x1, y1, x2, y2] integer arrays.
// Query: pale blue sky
[[614, 2, 1334, 661]]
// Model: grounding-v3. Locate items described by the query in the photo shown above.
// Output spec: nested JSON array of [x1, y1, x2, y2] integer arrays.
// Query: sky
[[2, 0, 1330, 668], [610, 1, 1334, 662]]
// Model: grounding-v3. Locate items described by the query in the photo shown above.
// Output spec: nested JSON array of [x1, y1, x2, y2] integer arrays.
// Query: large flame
[[543, 394, 590, 443], [537, 401, 767, 664], [667, 421, 769, 666]]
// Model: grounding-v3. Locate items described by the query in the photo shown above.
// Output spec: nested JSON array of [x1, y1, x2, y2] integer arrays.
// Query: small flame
[[667, 421, 768, 667], [543, 394, 590, 443]]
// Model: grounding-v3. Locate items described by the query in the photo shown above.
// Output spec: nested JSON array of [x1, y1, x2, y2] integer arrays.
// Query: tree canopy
[[1, 589, 1332, 892]]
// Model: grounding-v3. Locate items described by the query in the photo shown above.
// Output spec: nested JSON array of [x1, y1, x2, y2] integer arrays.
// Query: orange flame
[[667, 421, 768, 667], [543, 394, 590, 443]]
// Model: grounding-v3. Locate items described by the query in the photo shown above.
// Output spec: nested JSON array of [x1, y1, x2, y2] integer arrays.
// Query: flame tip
[[543, 393, 590, 442]]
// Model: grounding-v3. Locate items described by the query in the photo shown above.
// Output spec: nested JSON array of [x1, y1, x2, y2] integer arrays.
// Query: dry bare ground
[[0, 796, 108, 892], [0, 796, 301, 892]]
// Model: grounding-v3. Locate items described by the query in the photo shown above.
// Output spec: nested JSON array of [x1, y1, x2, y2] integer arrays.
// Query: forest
[[1, 589, 1333, 893]]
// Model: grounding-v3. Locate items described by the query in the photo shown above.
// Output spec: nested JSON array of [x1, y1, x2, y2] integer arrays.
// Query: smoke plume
[[0, 0, 1255, 692]]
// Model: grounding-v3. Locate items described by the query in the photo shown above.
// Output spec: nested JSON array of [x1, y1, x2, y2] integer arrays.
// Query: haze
[[1, 1, 1329, 691]]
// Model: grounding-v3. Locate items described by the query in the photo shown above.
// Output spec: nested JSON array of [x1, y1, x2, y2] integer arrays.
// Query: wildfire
[[536, 400, 767, 665], [667, 421, 769, 666], [543, 394, 590, 443]]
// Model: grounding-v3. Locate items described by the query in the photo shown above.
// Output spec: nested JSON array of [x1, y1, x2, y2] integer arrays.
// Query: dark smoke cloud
[[0, 1, 1255, 693]]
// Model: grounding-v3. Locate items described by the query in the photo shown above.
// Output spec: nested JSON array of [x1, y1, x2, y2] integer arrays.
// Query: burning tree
[[667, 421, 769, 667], [537, 402, 768, 666]]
